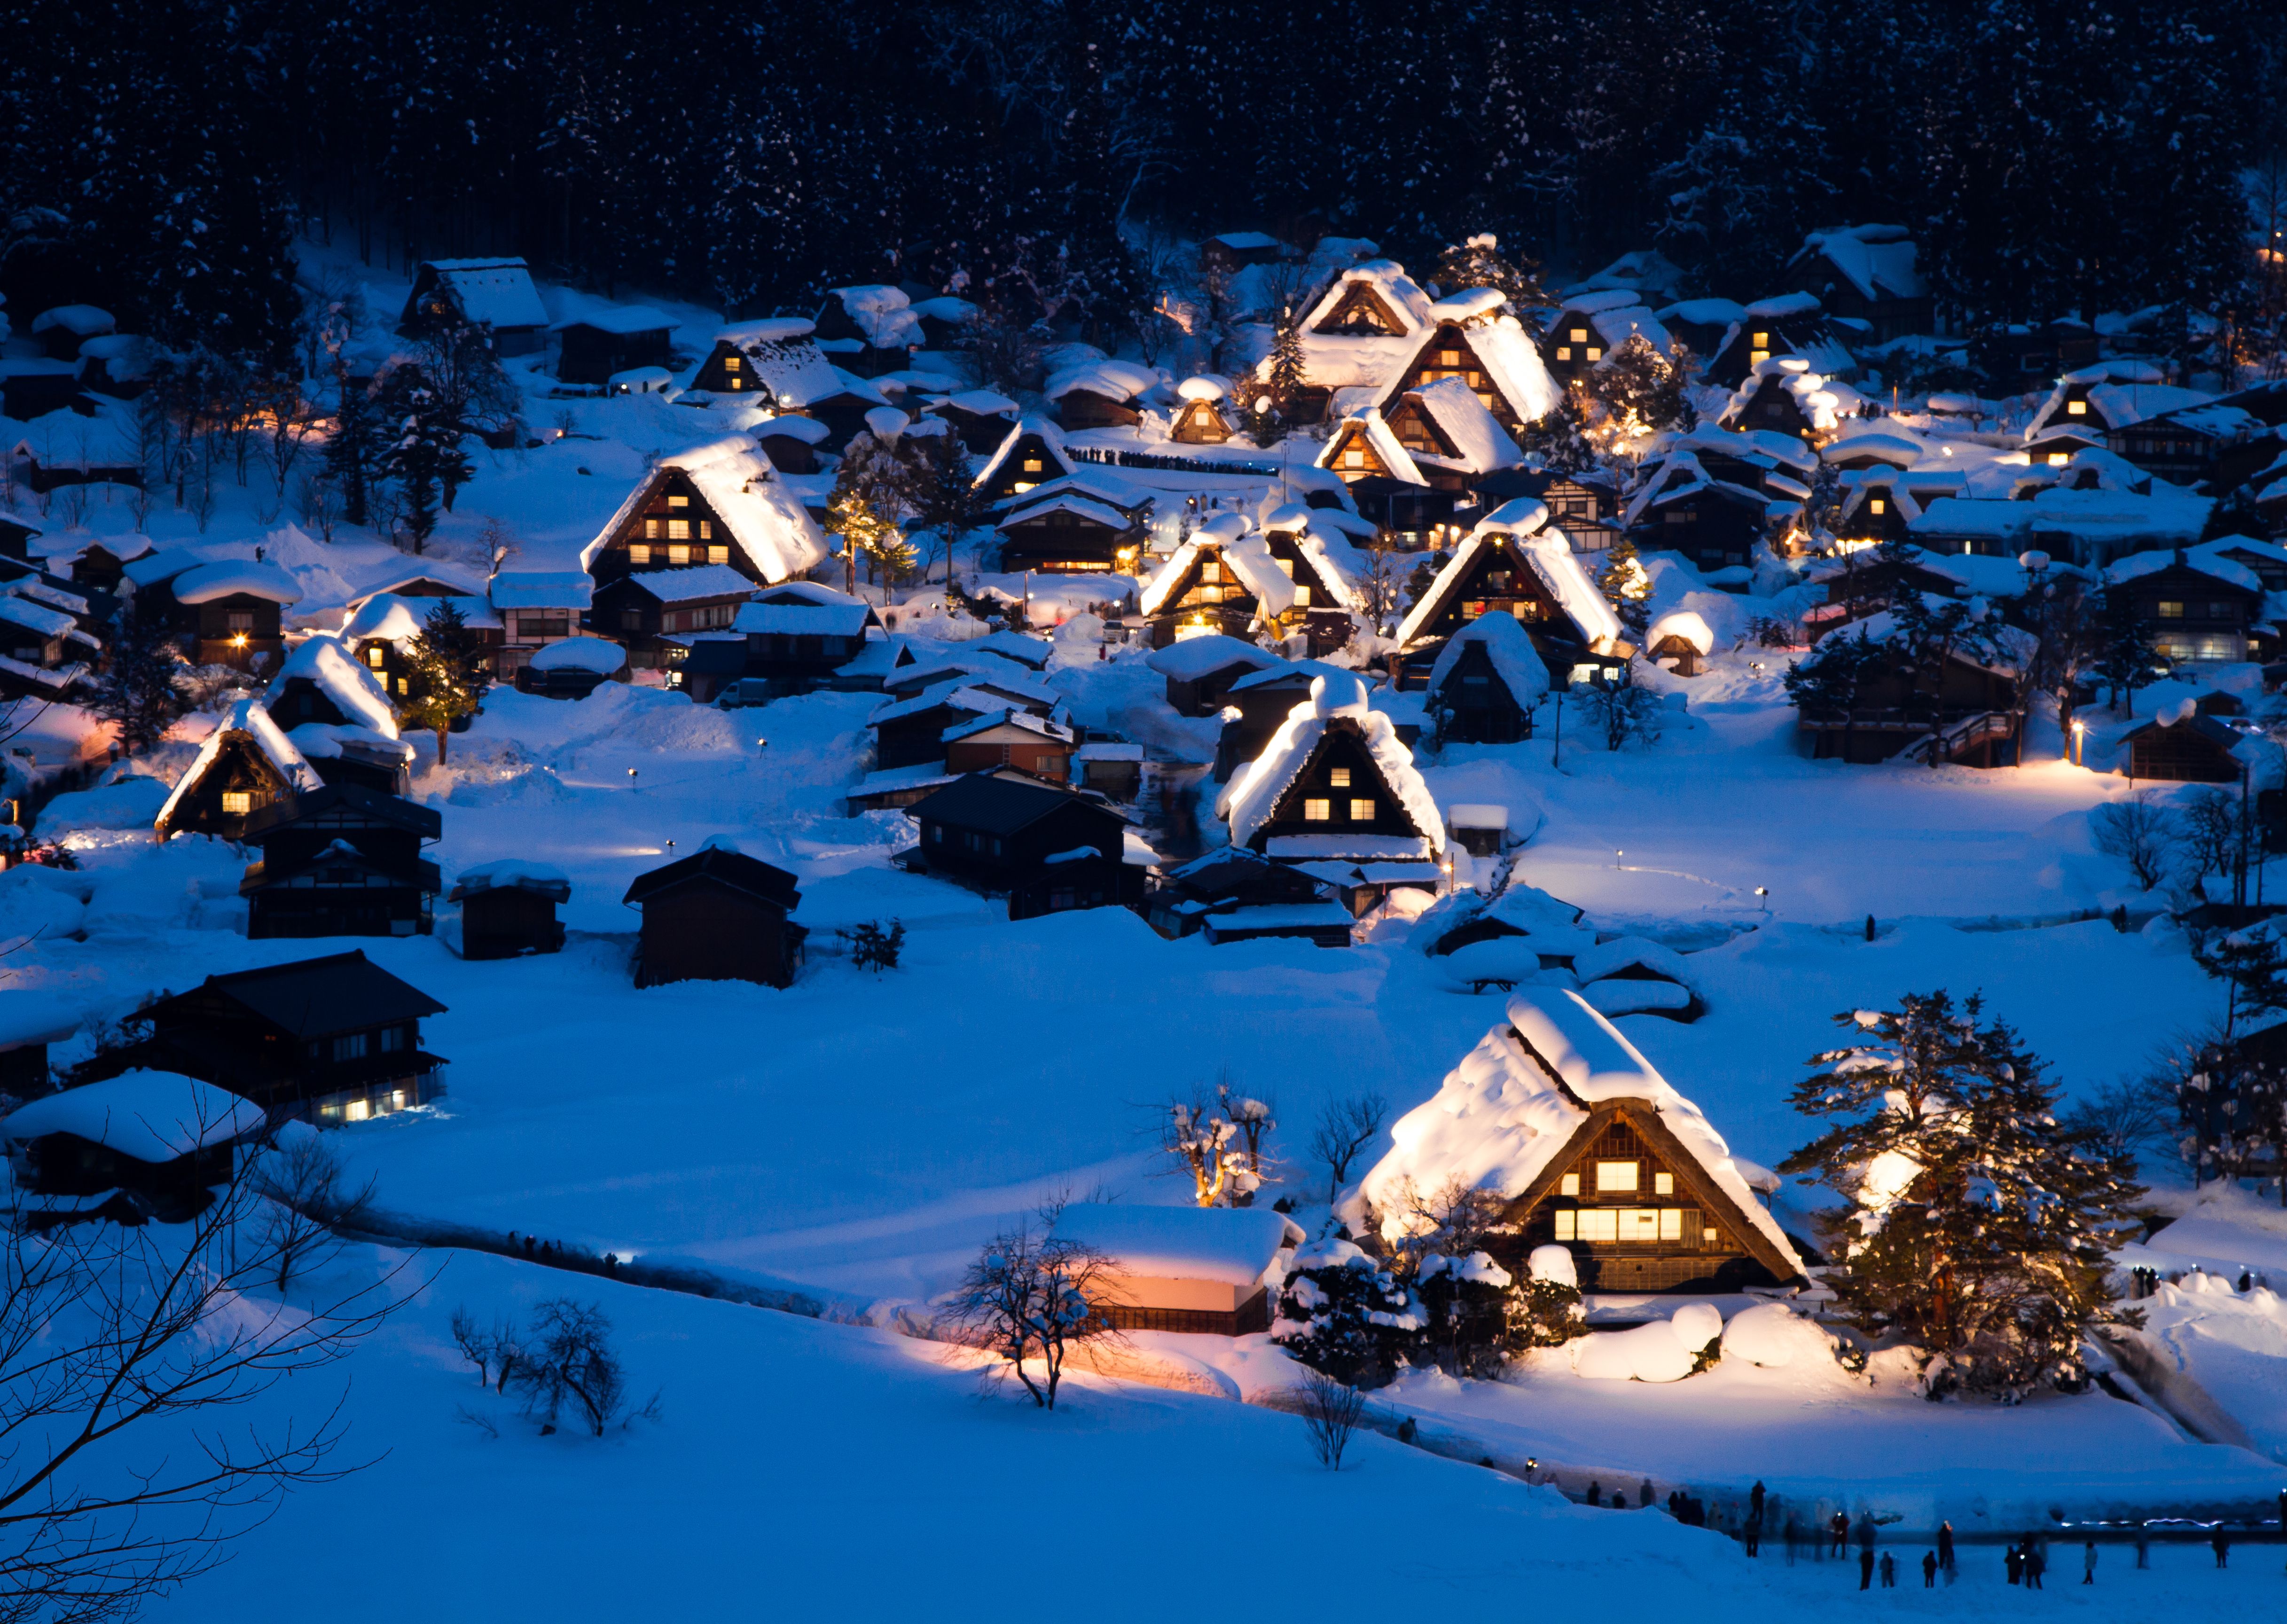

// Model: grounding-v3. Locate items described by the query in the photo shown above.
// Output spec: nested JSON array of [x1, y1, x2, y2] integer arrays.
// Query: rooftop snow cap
[[1261, 500, 1313, 531], [172, 558, 301, 605], [1428, 287, 1507, 322], [863, 406, 908, 441], [2, 1071, 265, 1163], [1178, 375, 1231, 402]]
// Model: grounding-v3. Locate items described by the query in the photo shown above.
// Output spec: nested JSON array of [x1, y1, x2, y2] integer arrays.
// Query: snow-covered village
[[6, 2, 2287, 1617]]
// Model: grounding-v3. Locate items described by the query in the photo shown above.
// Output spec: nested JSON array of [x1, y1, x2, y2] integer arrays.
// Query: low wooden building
[[684, 318, 842, 406], [941, 710, 1075, 781], [240, 784, 442, 939], [397, 258, 550, 355], [1047, 359, 1152, 430], [1425, 611, 1546, 744], [83, 951, 450, 1124], [1149, 847, 1353, 947], [0, 998, 77, 1095], [1790, 615, 2030, 766], [65, 536, 150, 594], [905, 772, 1142, 921], [2, 1071, 266, 1216], [1144, 634, 1284, 717], [926, 389, 1022, 456], [168, 558, 300, 670], [2124, 713, 2244, 784], [1356, 989, 1805, 1294], [1170, 377, 1238, 444], [448, 860, 571, 959], [1395, 501, 1626, 665], [1783, 225, 1930, 345], [554, 308, 676, 385], [264, 635, 401, 735], [995, 493, 1138, 574], [869, 671, 1065, 772], [752, 414, 830, 474], [341, 591, 505, 690], [155, 698, 325, 841], [1074, 740, 1144, 803], [623, 841, 807, 990], [582, 437, 828, 588], [1058, 1205, 1301, 1335], [590, 565, 756, 672], [972, 418, 1078, 503], [516, 636, 629, 700], [2104, 551, 2264, 668], [488, 570, 595, 682]]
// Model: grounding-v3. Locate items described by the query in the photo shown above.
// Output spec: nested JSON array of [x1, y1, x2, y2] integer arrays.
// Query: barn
[[623, 839, 807, 990]]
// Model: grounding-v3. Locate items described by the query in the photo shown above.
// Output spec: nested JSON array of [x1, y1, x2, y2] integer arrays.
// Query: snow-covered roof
[[1144, 634, 1283, 682], [1794, 224, 1925, 304], [1408, 377, 1525, 473], [973, 415, 1076, 492], [488, 570, 595, 611], [1657, 297, 1747, 330], [1645, 609, 1716, 656], [823, 285, 922, 350], [752, 414, 830, 445], [1453, 314, 1563, 424], [1426, 610, 1550, 707], [450, 859, 572, 902], [1289, 260, 1437, 389], [995, 494, 1132, 534], [2105, 542, 2263, 595], [265, 637, 399, 736], [1743, 292, 1822, 320], [1317, 409, 1424, 485], [731, 601, 873, 636], [1220, 672, 1444, 855], [528, 636, 627, 675], [1429, 287, 1508, 323], [869, 675, 1060, 726], [30, 304, 114, 337], [553, 304, 674, 335], [288, 723, 413, 766], [941, 708, 1074, 747], [0, 592, 75, 640], [1055, 1204, 1296, 1287], [715, 317, 815, 345], [1559, 289, 1646, 319], [1291, 528, 1367, 612], [1177, 375, 1230, 402], [2, 1071, 265, 1163], [172, 558, 300, 605], [702, 323, 845, 407], [1395, 505, 1620, 650], [423, 260, 549, 330], [1724, 358, 1859, 434], [939, 388, 1017, 417], [1349, 990, 1799, 1269], [2027, 373, 2216, 441], [1821, 427, 1927, 468], [582, 437, 825, 584], [1044, 357, 1158, 402], [156, 698, 323, 831], [620, 564, 757, 604], [342, 593, 499, 644]]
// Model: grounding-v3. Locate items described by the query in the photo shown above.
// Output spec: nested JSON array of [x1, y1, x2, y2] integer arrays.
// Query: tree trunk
[[435, 723, 449, 766]]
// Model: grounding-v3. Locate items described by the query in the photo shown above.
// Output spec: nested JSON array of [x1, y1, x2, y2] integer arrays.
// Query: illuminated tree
[[398, 599, 491, 765]]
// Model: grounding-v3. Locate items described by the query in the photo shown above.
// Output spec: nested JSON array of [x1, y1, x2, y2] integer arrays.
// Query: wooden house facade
[[240, 785, 442, 939], [2108, 558, 2262, 667], [590, 565, 757, 671], [1148, 847, 1353, 947], [906, 772, 1141, 921], [155, 699, 322, 841], [941, 711, 1076, 782], [1428, 635, 1535, 743], [995, 494, 1138, 574], [1170, 391, 1237, 444], [973, 420, 1077, 503], [165, 560, 299, 670], [623, 845, 807, 990], [2124, 714, 2244, 783], [448, 861, 570, 959], [1234, 714, 1435, 857], [87, 951, 450, 1124], [554, 310, 675, 385], [588, 467, 739, 581], [1144, 635, 1283, 717], [1723, 373, 1821, 441], [1793, 640, 2025, 766]]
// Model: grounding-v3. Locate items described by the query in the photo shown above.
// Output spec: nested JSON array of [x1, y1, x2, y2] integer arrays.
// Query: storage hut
[[1351, 989, 1804, 1294], [2, 1072, 266, 1216], [448, 860, 571, 959], [1170, 377, 1238, 444], [554, 307, 676, 385], [1148, 847, 1354, 947], [82, 951, 449, 1123], [904, 772, 1141, 921], [1644, 610, 1716, 676], [1144, 634, 1284, 716], [622, 838, 806, 990], [517, 635, 629, 699], [1424, 611, 1549, 743], [2123, 711, 2246, 784], [752, 414, 830, 474], [1046, 358, 1155, 430], [155, 698, 325, 841], [170, 558, 299, 669], [1056, 1205, 1302, 1335]]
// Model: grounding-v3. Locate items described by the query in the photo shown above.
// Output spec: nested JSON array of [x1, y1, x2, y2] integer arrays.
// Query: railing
[[1900, 710, 2016, 764], [1066, 445, 1283, 478]]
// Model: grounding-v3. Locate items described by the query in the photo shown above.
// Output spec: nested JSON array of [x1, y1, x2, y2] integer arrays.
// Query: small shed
[[555, 307, 677, 385], [2, 1071, 266, 1216], [1447, 804, 1509, 857], [2124, 712, 2245, 784], [1150, 847, 1352, 947], [1645, 610, 1716, 676], [753, 414, 831, 474], [0, 996, 77, 1094], [1075, 740, 1144, 803], [623, 839, 806, 990], [1144, 634, 1284, 716], [517, 636, 629, 699], [448, 860, 571, 960], [171, 558, 300, 668], [265, 635, 400, 735], [1055, 1205, 1302, 1335], [1170, 377, 1238, 444], [398, 259, 549, 355], [905, 772, 1143, 921]]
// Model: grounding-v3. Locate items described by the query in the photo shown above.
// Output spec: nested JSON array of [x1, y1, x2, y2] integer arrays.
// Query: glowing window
[[227, 611, 254, 632], [1303, 798, 1331, 821], [1596, 1160, 1639, 1193], [1343, 445, 1366, 467], [1586, 347, 1602, 362], [221, 791, 251, 815], [2047, 452, 2068, 466], [1749, 349, 1769, 366], [1751, 332, 1769, 348], [1348, 798, 1376, 821], [724, 356, 742, 372], [1022, 457, 1044, 473], [628, 544, 650, 563], [708, 546, 729, 564], [345, 1099, 370, 1122], [727, 376, 743, 390], [669, 545, 691, 565], [1329, 767, 1351, 788], [1575, 1209, 1618, 1243], [698, 521, 713, 540], [1555, 346, 1572, 362], [644, 519, 662, 540], [2156, 601, 2184, 618], [1702, 1226, 1719, 1243], [396, 678, 408, 695], [2066, 399, 2086, 416], [1439, 349, 1461, 366], [1293, 585, 1311, 606], [1869, 498, 1886, 515], [668, 519, 691, 540], [1554, 1210, 1576, 1241], [1570, 328, 1587, 343], [366, 646, 385, 667], [1559, 1172, 1580, 1196], [667, 494, 689, 508], [1654, 1171, 1674, 1195], [1660, 1209, 1684, 1241]]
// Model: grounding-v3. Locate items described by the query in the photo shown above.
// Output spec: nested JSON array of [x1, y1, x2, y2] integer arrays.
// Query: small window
[[1585, 347, 1602, 362], [727, 376, 743, 390], [1342, 445, 1365, 468], [669, 545, 691, 565], [1553, 1210, 1576, 1241], [723, 356, 741, 372], [1293, 585, 1311, 607], [396, 677, 409, 695], [1702, 1226, 1719, 1244], [1659, 1209, 1683, 1241], [1749, 349, 1769, 366], [1596, 1159, 1639, 1193], [332, 1032, 368, 1063], [221, 790, 251, 815], [1751, 332, 1769, 348], [629, 543, 651, 563], [1022, 457, 1044, 473], [2046, 452, 2068, 467], [644, 519, 662, 540], [698, 521, 713, 540], [2066, 398, 2086, 416], [1869, 498, 1886, 515], [667, 494, 689, 508], [708, 546, 729, 565], [227, 611, 255, 632], [1653, 1171, 1674, 1195], [2157, 600, 2184, 618], [1329, 767, 1352, 789], [1303, 798, 1331, 821], [1575, 1209, 1618, 1243], [1569, 328, 1587, 343], [379, 1026, 406, 1053], [1555, 346, 1572, 362], [668, 519, 691, 541], [1348, 798, 1376, 821], [1559, 1172, 1580, 1197], [366, 645, 385, 667], [1439, 349, 1461, 366]]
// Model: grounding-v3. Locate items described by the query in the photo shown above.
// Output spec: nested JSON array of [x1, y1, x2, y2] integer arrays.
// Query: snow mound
[[1527, 1243, 1576, 1287], [172, 558, 301, 605], [1645, 610, 1715, 656], [1719, 1303, 1834, 1368], [1573, 1320, 1697, 1382], [1572, 935, 1696, 990], [529, 637, 628, 675], [1669, 1302, 1723, 1350]]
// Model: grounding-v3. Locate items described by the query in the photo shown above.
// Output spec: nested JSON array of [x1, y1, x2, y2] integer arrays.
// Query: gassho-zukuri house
[[1348, 988, 1804, 1296]]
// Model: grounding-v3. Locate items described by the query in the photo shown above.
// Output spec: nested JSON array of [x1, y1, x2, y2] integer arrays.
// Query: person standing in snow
[[2213, 1531, 2230, 1568], [1640, 1479, 1654, 1509], [2136, 1530, 2149, 1569], [1857, 1545, 1875, 1591], [2026, 1541, 2045, 1589], [2006, 1543, 2024, 1585], [1585, 1481, 1601, 1507], [1879, 1553, 1895, 1588], [2083, 1539, 2097, 1584], [1937, 1520, 1954, 1574], [1830, 1510, 1848, 1556], [1921, 1551, 1938, 1588]]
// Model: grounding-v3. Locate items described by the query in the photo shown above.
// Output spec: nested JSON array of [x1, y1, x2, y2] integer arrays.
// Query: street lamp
[[2070, 717, 2086, 768], [1754, 886, 1770, 914]]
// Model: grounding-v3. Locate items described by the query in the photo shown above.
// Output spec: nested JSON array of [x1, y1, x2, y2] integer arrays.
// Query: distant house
[[926, 389, 1023, 455], [1538, 290, 1673, 389], [3, 1072, 266, 1216], [1376, 294, 1563, 435], [813, 286, 922, 377], [1471, 466, 1623, 554], [752, 414, 830, 474], [2023, 362, 2211, 452], [1395, 500, 1626, 671], [155, 698, 325, 841], [904, 772, 1142, 921], [589, 565, 757, 673], [869, 671, 1066, 772], [1218, 672, 1446, 874], [1144, 633, 1284, 716], [995, 492, 1142, 574], [623, 841, 806, 989], [1149, 847, 1354, 947], [1074, 739, 1144, 803], [88, 950, 450, 1124], [1275, 258, 1440, 425], [1718, 359, 1854, 444], [489, 570, 596, 680], [342, 591, 504, 691], [240, 783, 442, 938], [1058, 1205, 1303, 1335], [1199, 231, 1286, 272], [1788, 611, 2030, 766], [682, 598, 877, 699], [66, 535, 151, 594], [2105, 546, 2265, 666], [265, 636, 400, 736], [1784, 226, 1930, 344], [942, 710, 1076, 781], [973, 417, 1080, 503], [1046, 359, 1156, 430], [1253, 503, 1370, 656], [1425, 611, 1548, 743], [2123, 712, 2245, 784], [1353, 989, 1806, 1294], [1623, 473, 1771, 577], [1138, 517, 1284, 647], [0, 581, 97, 701], [686, 319, 844, 406], [397, 259, 549, 355], [28, 304, 115, 360], [1702, 294, 1852, 390], [1378, 378, 1527, 489], [168, 558, 300, 669], [554, 308, 676, 385], [448, 860, 571, 959], [1170, 377, 1238, 444], [582, 437, 828, 588]]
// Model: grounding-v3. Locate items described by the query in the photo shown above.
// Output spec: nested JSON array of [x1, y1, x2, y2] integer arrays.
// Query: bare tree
[[2177, 786, 2243, 887], [1159, 1095, 1244, 1206], [2092, 791, 2175, 890], [1294, 1366, 1369, 1470], [1310, 1091, 1390, 1197], [448, 1307, 526, 1395], [0, 1121, 411, 1620], [252, 1129, 378, 1290], [2063, 1073, 2179, 1165], [943, 1210, 1120, 1411], [504, 1300, 636, 1437], [1378, 1175, 1511, 1281], [1216, 1079, 1276, 1201]]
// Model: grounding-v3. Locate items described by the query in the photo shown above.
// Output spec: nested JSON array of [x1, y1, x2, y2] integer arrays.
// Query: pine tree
[[1780, 992, 2143, 1397], [2096, 591, 2164, 712], [1431, 234, 1551, 308], [379, 367, 472, 553], [2193, 922, 2287, 1042], [1578, 335, 1689, 439], [828, 441, 914, 587], [1266, 305, 1310, 422], [1517, 386, 1598, 474], [89, 597, 187, 756], [1781, 628, 1888, 763], [398, 601, 491, 766], [907, 429, 987, 585], [322, 370, 388, 529], [1270, 1236, 1423, 1389], [1597, 535, 1653, 640], [1415, 1251, 1514, 1377]]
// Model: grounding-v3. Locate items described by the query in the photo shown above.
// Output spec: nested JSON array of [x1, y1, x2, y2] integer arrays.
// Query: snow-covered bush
[[1271, 1235, 1422, 1388], [1719, 1302, 1841, 1369], [1572, 1320, 1698, 1382], [1416, 1250, 1512, 1377], [1509, 1244, 1587, 1348]]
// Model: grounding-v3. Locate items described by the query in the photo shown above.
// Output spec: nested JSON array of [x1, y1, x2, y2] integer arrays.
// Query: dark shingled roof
[[182, 950, 447, 1037], [241, 781, 443, 843], [908, 771, 1123, 839], [623, 846, 802, 911]]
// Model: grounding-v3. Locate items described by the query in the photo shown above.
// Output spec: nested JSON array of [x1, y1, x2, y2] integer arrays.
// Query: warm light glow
[[229, 633, 248, 648]]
